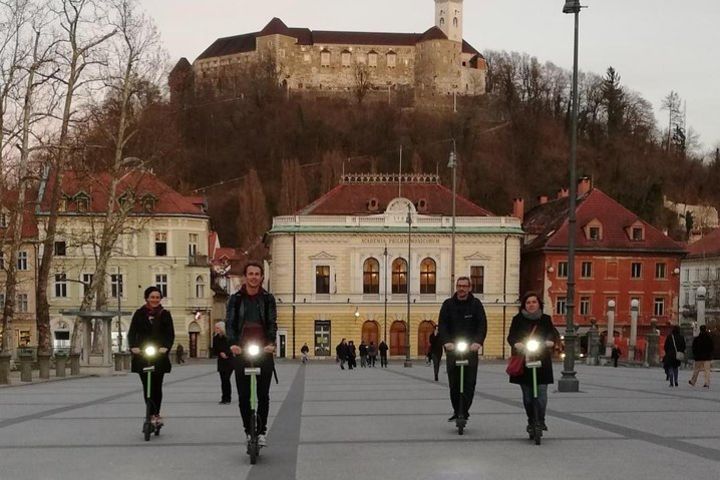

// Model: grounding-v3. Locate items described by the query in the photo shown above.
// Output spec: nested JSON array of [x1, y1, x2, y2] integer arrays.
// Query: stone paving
[[0, 359, 718, 480]]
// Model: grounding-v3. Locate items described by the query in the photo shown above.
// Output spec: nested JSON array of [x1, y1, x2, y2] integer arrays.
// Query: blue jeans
[[520, 383, 548, 423], [668, 366, 679, 385]]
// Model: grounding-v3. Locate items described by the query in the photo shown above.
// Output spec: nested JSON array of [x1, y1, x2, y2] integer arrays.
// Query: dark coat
[[225, 286, 278, 348], [378, 341, 388, 355], [336, 343, 348, 360], [359, 344, 368, 356], [438, 292, 488, 346], [429, 332, 443, 356], [506, 312, 557, 385], [128, 307, 175, 374], [663, 332, 686, 368], [212, 334, 234, 373], [691, 332, 714, 361]]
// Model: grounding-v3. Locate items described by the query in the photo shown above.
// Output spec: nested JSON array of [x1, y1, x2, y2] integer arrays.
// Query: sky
[[141, 0, 720, 150]]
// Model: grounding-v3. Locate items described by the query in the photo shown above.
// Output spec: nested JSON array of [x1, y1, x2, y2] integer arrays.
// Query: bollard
[[0, 351, 11, 384], [69, 353, 81, 375], [121, 352, 131, 370], [587, 319, 600, 365], [645, 319, 660, 367], [114, 353, 123, 372], [19, 354, 33, 382], [55, 354, 67, 377], [38, 352, 52, 379]]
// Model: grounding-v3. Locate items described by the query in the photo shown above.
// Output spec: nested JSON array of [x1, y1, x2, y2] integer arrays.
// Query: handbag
[[671, 335, 685, 361], [506, 325, 537, 376]]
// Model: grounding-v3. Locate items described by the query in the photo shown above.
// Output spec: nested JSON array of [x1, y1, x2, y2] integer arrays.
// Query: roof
[[298, 176, 493, 216], [196, 17, 484, 61], [687, 228, 720, 258], [0, 188, 39, 239], [38, 170, 207, 217], [522, 188, 685, 254]]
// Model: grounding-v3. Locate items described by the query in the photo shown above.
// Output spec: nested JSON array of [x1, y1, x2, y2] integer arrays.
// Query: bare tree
[[353, 63, 372, 105], [279, 158, 308, 215], [236, 168, 268, 249]]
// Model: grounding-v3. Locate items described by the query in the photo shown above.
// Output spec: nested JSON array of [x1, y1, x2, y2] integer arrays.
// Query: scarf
[[144, 304, 163, 322], [521, 309, 542, 320]]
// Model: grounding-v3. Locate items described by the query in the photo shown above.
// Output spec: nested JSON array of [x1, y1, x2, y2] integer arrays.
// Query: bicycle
[[244, 343, 263, 464], [524, 338, 543, 445], [140, 344, 161, 441]]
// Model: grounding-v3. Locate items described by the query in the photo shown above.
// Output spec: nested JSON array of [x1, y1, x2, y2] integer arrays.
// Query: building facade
[[680, 228, 720, 326], [36, 170, 214, 358], [520, 180, 686, 340], [171, 0, 486, 100], [265, 173, 523, 360]]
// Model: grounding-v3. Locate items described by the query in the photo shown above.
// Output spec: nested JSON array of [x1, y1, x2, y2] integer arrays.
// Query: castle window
[[341, 50, 351, 67], [320, 50, 330, 67], [453, 17, 458, 27], [439, 17, 445, 26], [368, 51, 378, 68], [386, 51, 397, 68]]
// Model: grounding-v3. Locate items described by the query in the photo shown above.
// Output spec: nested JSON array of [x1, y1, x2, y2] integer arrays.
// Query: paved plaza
[[1, 360, 719, 480]]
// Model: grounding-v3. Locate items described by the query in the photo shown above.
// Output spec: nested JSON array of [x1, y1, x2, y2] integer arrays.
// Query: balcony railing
[[187, 254, 209, 267]]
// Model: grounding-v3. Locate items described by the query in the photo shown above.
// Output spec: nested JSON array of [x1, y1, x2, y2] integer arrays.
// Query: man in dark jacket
[[336, 339, 348, 370], [226, 262, 277, 447], [378, 340, 389, 367], [689, 325, 714, 388], [428, 325, 443, 381], [438, 276, 487, 422]]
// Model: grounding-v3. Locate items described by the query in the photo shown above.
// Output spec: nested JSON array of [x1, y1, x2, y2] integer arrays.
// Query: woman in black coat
[[212, 321, 234, 404], [507, 292, 558, 433], [663, 325, 686, 387], [128, 286, 175, 427]]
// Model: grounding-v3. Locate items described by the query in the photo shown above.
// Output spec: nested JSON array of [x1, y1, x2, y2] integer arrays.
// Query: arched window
[[392, 258, 407, 294], [439, 17, 445, 26], [341, 50, 351, 67], [195, 275, 205, 298], [386, 51, 397, 68], [453, 17, 458, 27], [363, 258, 380, 294], [420, 258, 436, 294]]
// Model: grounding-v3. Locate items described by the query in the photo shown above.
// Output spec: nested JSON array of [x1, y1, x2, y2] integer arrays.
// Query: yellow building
[[266, 173, 523, 359]]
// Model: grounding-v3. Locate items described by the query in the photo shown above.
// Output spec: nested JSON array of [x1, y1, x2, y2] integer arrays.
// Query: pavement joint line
[[386, 367, 720, 462], [247, 364, 305, 480], [0, 371, 215, 430]]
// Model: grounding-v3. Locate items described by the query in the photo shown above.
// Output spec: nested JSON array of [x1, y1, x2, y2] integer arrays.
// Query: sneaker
[[688, 380, 695, 387], [703, 384, 710, 389], [258, 434, 267, 447], [447, 414, 458, 422], [154, 416, 164, 427], [539, 422, 548, 431], [526, 424, 533, 434]]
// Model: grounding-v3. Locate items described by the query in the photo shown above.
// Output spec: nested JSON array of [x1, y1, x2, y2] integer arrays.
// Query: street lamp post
[[116, 266, 123, 352], [559, 0, 583, 392], [696, 286, 707, 327], [448, 140, 457, 294], [605, 299, 616, 358], [384, 245, 388, 342], [629, 299, 639, 361], [405, 204, 412, 368]]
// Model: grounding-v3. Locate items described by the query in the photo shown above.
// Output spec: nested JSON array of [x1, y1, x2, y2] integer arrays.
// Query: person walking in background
[[359, 340, 368, 367], [379, 340, 389, 368], [428, 325, 443, 381], [300, 342, 310, 364], [347, 340, 357, 370], [212, 322, 234, 404], [176, 344, 185, 364], [336, 338, 348, 370], [611, 345, 621, 368], [663, 325, 686, 388], [689, 325, 714, 388], [368, 341, 377, 367]]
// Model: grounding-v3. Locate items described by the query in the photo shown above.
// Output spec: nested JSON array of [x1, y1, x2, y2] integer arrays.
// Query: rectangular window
[[555, 296, 567, 315], [557, 261, 568, 278], [683, 269, 689, 282], [314, 320, 331, 356], [320, 51, 330, 67], [315, 265, 330, 294], [655, 263, 666, 279], [684, 290, 690, 306], [0, 213, 6, 227], [18, 329, 30, 347], [471, 266, 484, 294], [188, 233, 198, 258], [82, 273, 94, 297], [632, 227, 643, 240], [0, 251, 4, 270], [17, 293, 28, 312], [54, 273, 68, 298], [17, 251, 28, 271], [631, 262, 642, 279], [154, 232, 168, 256], [580, 296, 591, 316], [589, 227, 601, 240], [111, 274, 124, 298], [581, 261, 592, 278], [54, 241, 67, 256], [368, 53, 378, 67], [654, 297, 665, 316], [0, 293, 4, 308], [155, 274, 168, 298]]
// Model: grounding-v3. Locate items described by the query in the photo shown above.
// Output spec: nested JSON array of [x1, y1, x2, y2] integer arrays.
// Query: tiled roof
[[523, 188, 685, 253], [687, 228, 720, 258], [0, 188, 39, 239], [38, 170, 207, 216], [298, 180, 493, 216], [196, 17, 484, 61]]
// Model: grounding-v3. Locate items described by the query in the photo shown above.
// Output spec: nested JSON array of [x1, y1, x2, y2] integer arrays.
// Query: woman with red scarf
[[128, 286, 175, 428]]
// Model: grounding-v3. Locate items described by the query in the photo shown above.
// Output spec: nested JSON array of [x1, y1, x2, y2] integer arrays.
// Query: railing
[[187, 254, 209, 267]]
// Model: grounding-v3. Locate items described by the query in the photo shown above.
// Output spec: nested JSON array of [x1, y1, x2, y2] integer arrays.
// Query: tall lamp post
[[405, 204, 412, 367], [559, 0, 584, 392], [448, 140, 457, 294], [384, 245, 388, 342]]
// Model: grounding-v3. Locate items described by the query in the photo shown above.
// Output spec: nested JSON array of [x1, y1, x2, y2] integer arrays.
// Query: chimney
[[557, 188, 569, 199], [512, 197, 524, 221], [537, 195, 548, 205], [578, 176, 592, 196]]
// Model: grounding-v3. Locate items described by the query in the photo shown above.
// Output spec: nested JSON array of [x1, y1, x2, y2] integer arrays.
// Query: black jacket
[[378, 342, 388, 354], [438, 292, 488, 346], [336, 343, 348, 360], [506, 312, 557, 385], [663, 332, 686, 368], [128, 307, 175, 374], [429, 332, 443, 356], [212, 334, 234, 373], [225, 286, 278, 347], [692, 332, 714, 361]]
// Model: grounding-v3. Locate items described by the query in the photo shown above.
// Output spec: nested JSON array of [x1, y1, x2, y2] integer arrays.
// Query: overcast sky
[[141, 0, 720, 150]]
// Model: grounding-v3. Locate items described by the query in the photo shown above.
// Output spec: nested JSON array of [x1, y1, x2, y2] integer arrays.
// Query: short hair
[[520, 291, 544, 312], [243, 261, 264, 276], [699, 324, 707, 333], [144, 286, 162, 300], [214, 321, 226, 334], [456, 276, 471, 286]]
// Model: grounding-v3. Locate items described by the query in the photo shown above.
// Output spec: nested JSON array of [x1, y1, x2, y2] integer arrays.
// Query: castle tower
[[434, 0, 463, 42]]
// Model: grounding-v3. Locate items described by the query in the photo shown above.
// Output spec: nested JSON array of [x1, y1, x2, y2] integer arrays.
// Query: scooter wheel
[[143, 423, 151, 442], [249, 445, 258, 464], [534, 426, 542, 445]]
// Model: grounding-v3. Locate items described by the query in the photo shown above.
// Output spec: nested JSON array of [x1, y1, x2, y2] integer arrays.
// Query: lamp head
[[526, 339, 540, 353], [143, 345, 157, 357], [563, 0, 581, 14], [456, 341, 468, 353], [247, 344, 261, 357]]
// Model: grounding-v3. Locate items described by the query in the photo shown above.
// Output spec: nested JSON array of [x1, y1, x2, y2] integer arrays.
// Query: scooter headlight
[[144, 345, 157, 357], [526, 339, 540, 353], [247, 344, 261, 357], [456, 341, 468, 353]]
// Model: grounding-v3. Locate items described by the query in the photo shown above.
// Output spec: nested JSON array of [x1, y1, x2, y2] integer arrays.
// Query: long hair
[[519, 291, 544, 313]]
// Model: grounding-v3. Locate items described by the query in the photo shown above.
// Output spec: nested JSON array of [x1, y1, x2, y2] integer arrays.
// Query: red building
[[518, 180, 685, 340]]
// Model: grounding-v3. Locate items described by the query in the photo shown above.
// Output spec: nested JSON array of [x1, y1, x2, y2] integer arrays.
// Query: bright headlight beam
[[248, 344, 261, 357], [144, 345, 157, 357], [456, 341, 468, 352], [526, 339, 540, 353]]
